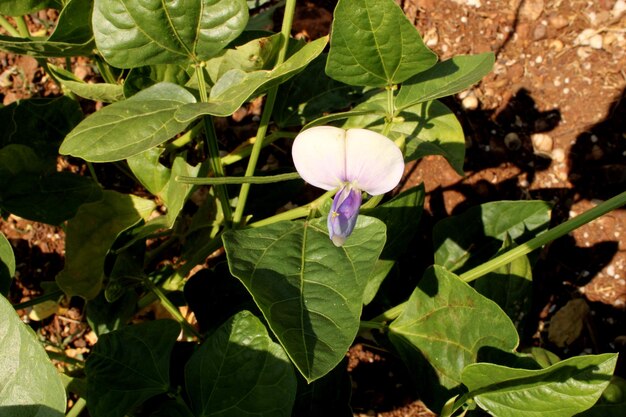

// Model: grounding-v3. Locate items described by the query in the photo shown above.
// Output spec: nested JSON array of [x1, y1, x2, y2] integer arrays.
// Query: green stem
[[14, 16, 29, 38], [231, 0, 297, 226], [382, 84, 396, 136], [369, 302, 405, 324], [47, 350, 84, 366], [359, 320, 387, 331], [176, 172, 301, 185], [361, 194, 384, 209], [196, 64, 233, 223], [221, 131, 296, 166], [460, 190, 626, 282], [13, 289, 64, 310], [249, 190, 334, 228], [93, 55, 117, 84], [0, 15, 21, 37], [86, 162, 100, 186], [143, 278, 203, 339], [66, 397, 87, 417]]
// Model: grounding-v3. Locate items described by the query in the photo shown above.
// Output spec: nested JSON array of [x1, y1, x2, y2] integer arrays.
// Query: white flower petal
[[345, 129, 404, 195], [292, 126, 347, 190]]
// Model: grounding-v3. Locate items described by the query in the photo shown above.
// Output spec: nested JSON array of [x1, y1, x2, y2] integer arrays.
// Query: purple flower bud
[[327, 185, 362, 247]]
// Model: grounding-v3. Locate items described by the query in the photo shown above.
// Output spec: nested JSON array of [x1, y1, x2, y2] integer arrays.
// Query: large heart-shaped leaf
[[0, 234, 14, 296], [223, 216, 386, 382], [389, 266, 519, 390], [0, 293, 66, 416], [93, 0, 248, 67], [395, 53, 495, 110], [326, 0, 437, 87], [60, 83, 196, 162], [86, 320, 179, 417], [176, 36, 327, 119], [0, 0, 94, 57], [433, 200, 552, 273], [185, 310, 297, 417], [56, 190, 156, 299], [462, 354, 618, 417]]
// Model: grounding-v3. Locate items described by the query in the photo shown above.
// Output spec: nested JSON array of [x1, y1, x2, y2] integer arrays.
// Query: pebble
[[589, 34, 604, 50], [549, 15, 569, 29], [531, 133, 554, 153], [461, 95, 479, 110], [552, 148, 565, 162]]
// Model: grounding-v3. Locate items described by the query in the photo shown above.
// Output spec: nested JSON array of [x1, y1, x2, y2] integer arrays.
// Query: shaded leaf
[[326, 0, 437, 87], [60, 83, 196, 162], [185, 310, 297, 417], [462, 354, 617, 417], [223, 216, 386, 382], [86, 320, 179, 417], [48, 64, 124, 103], [389, 266, 519, 390], [0, 294, 65, 416], [123, 64, 190, 98], [0, 233, 14, 296], [396, 53, 495, 110], [292, 360, 353, 417], [175, 36, 327, 119], [0, 0, 54, 15], [93, 0, 248, 67], [56, 190, 156, 299]]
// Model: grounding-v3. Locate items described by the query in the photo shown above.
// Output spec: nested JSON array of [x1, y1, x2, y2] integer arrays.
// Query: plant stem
[[221, 131, 296, 166], [47, 350, 84, 366], [86, 162, 100, 186], [231, 0, 297, 226], [143, 278, 202, 339], [66, 397, 87, 417], [0, 16, 21, 37], [13, 289, 64, 310], [460, 190, 626, 282], [382, 84, 396, 136], [176, 172, 301, 185], [249, 189, 334, 228], [14, 16, 30, 38], [195, 64, 233, 223]]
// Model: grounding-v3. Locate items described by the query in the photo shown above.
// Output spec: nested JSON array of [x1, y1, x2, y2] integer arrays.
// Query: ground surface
[[1, 1, 626, 416]]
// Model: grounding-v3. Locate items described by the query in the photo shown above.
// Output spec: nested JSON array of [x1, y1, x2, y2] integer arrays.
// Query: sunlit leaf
[[223, 216, 386, 382], [185, 310, 297, 417], [0, 234, 14, 296], [463, 354, 618, 417], [0, 294, 66, 416], [48, 64, 124, 103], [93, 0, 248, 67], [326, 0, 436, 87]]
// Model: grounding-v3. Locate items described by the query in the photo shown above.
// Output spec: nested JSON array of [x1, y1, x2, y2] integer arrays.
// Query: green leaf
[[274, 54, 364, 128], [0, 171, 102, 225], [93, 0, 248, 67], [123, 64, 191, 98], [223, 216, 386, 382], [0, 293, 66, 416], [185, 310, 297, 417], [474, 235, 533, 332], [175, 36, 328, 119], [326, 0, 437, 87], [56, 190, 156, 299], [396, 53, 495, 110], [126, 148, 171, 196], [0, 0, 94, 57], [433, 200, 552, 273], [163, 156, 201, 226], [0, 0, 53, 15], [60, 83, 196, 162], [292, 361, 353, 417], [86, 320, 179, 417], [86, 290, 138, 336], [462, 353, 618, 417], [48, 64, 124, 103], [0, 234, 14, 296], [361, 185, 425, 304], [389, 266, 519, 390]]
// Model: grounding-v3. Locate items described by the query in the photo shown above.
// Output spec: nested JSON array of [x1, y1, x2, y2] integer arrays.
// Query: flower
[[292, 126, 404, 246]]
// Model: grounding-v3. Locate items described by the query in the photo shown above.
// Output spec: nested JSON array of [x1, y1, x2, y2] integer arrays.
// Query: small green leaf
[[126, 148, 171, 196], [60, 83, 196, 162], [93, 0, 248, 67], [185, 310, 297, 417], [462, 354, 618, 417], [0, 234, 14, 296], [48, 64, 124, 103], [56, 190, 156, 299], [175, 36, 328, 119], [274, 54, 364, 128], [86, 320, 179, 417], [0, 293, 66, 416], [86, 290, 138, 336], [326, 0, 437, 87], [361, 185, 425, 304], [223, 216, 386, 382], [433, 200, 552, 273], [396, 53, 495, 110], [0, 0, 94, 57], [389, 266, 519, 390]]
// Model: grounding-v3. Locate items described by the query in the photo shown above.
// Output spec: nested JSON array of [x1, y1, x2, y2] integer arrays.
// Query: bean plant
[[0, 0, 625, 416]]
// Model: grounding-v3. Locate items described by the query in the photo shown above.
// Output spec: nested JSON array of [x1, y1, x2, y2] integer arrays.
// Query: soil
[[1, 1, 626, 416]]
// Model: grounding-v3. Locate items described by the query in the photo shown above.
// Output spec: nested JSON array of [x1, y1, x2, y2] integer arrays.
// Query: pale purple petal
[[344, 129, 404, 195], [292, 126, 347, 190], [327, 185, 362, 246]]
